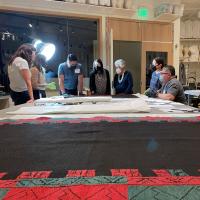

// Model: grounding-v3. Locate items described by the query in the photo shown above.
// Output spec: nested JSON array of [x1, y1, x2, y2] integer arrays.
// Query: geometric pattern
[[128, 186, 200, 200], [1, 169, 200, 199], [1, 117, 200, 198]]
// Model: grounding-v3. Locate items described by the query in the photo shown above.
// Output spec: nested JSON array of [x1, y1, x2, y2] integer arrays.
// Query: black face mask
[[151, 64, 156, 71], [96, 66, 103, 73], [71, 64, 76, 68]]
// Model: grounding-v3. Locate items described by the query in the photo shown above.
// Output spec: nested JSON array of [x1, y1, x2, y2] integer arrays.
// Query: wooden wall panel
[[108, 18, 141, 41], [141, 22, 173, 42]]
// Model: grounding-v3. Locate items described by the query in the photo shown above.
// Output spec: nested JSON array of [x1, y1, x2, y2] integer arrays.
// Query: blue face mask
[[159, 75, 164, 83]]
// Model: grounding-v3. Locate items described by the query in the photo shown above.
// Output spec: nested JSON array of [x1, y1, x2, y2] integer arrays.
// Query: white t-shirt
[[8, 57, 31, 92]]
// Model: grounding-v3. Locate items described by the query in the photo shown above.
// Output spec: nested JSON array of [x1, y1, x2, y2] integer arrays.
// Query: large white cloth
[[7, 98, 150, 115], [34, 96, 112, 105]]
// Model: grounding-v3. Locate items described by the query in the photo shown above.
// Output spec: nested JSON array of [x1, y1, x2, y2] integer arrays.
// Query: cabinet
[[180, 38, 200, 87]]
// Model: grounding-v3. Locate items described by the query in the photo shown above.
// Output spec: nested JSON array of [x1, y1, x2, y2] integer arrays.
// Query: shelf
[[180, 38, 200, 41], [154, 13, 180, 22], [180, 61, 200, 63], [0, 0, 136, 19]]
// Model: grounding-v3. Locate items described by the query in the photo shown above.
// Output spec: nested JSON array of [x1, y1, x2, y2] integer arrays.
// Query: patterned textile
[[1, 117, 200, 199], [95, 69, 107, 95], [1, 169, 200, 199]]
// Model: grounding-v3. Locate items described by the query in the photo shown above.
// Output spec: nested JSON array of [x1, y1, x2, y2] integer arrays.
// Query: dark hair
[[33, 54, 46, 73], [163, 65, 175, 76], [154, 57, 164, 68], [8, 43, 36, 67], [67, 53, 77, 61], [96, 58, 103, 68], [93, 58, 104, 73]]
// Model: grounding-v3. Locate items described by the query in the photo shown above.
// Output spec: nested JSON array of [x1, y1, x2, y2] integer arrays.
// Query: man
[[157, 65, 186, 104], [58, 53, 83, 95]]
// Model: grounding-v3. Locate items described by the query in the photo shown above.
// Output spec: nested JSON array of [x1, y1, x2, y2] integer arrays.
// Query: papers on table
[[145, 97, 198, 113]]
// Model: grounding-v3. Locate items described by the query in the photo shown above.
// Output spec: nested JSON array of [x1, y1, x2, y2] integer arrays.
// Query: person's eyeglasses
[[160, 72, 170, 75]]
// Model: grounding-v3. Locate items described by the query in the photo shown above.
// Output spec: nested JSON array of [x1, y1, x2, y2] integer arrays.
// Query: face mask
[[67, 60, 76, 68], [159, 75, 164, 83], [96, 66, 102, 72], [152, 60, 157, 66], [116, 68, 122, 74]]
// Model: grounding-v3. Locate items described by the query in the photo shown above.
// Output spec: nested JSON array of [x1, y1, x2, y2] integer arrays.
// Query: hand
[[26, 98, 34, 104]]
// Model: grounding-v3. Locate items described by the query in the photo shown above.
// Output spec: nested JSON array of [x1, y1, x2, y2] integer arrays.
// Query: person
[[144, 57, 164, 97], [31, 54, 47, 99], [8, 43, 36, 105], [156, 65, 186, 104], [58, 53, 83, 95], [89, 58, 110, 95], [113, 59, 133, 94]]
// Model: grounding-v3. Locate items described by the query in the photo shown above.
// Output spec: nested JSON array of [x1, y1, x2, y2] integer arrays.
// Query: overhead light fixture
[[29, 23, 33, 28]]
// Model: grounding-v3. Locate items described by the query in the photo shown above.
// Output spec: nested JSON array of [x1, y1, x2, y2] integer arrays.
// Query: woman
[[113, 59, 133, 94], [31, 54, 47, 99], [144, 57, 164, 97], [89, 58, 110, 95], [8, 44, 36, 105]]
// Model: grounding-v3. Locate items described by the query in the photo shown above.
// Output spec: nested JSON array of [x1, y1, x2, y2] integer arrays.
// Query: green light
[[137, 7, 148, 19]]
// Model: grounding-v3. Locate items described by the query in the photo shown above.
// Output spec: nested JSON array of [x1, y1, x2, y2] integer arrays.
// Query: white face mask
[[116, 68, 122, 74], [152, 60, 157, 67]]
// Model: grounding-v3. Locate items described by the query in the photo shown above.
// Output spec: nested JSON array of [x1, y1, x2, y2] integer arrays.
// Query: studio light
[[33, 39, 55, 61], [33, 39, 42, 48], [40, 43, 56, 61]]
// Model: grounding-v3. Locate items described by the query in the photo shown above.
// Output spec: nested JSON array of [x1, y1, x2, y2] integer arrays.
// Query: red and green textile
[[0, 116, 200, 199]]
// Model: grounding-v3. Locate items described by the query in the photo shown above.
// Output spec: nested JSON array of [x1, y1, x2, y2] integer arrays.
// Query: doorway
[[113, 41, 141, 93]]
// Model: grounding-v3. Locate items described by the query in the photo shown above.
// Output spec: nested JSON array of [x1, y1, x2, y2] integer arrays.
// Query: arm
[[157, 82, 178, 101], [58, 74, 65, 94], [20, 69, 34, 102], [58, 64, 65, 94], [125, 72, 133, 94], [78, 74, 83, 94], [157, 93, 175, 101]]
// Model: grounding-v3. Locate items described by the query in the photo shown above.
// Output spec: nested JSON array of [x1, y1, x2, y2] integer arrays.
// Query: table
[[0, 96, 200, 178], [0, 95, 9, 110], [184, 90, 200, 107]]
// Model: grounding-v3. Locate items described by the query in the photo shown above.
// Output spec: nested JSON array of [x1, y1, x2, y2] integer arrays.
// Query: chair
[[186, 77, 197, 90]]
